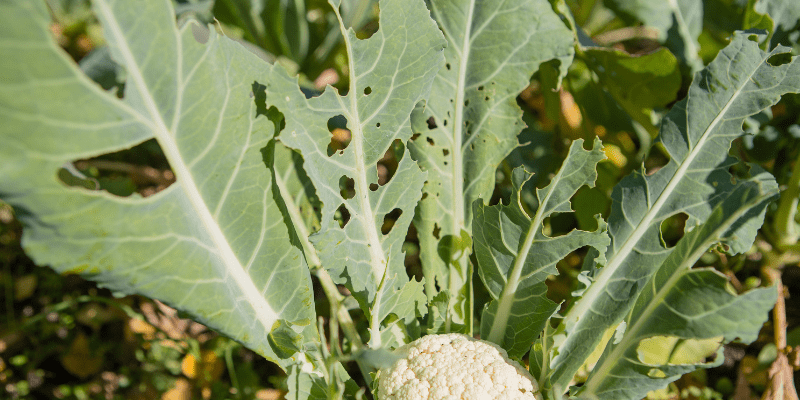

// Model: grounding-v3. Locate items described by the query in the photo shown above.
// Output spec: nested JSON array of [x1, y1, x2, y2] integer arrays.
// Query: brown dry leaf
[[128, 318, 157, 341], [161, 378, 192, 400], [60, 331, 104, 379]]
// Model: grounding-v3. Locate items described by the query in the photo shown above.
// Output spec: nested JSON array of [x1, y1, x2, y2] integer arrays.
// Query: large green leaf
[[473, 139, 609, 358], [549, 32, 800, 389], [0, 0, 317, 367], [578, 171, 779, 399], [408, 0, 574, 328], [265, 0, 446, 348], [603, 0, 704, 72]]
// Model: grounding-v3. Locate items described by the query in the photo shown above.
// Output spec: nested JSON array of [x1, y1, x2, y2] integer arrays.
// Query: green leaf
[[743, 0, 776, 48], [285, 363, 329, 400], [752, 0, 800, 47], [0, 0, 316, 367], [265, 0, 446, 349], [473, 138, 609, 358], [408, 0, 574, 326], [583, 47, 681, 130], [603, 0, 704, 72], [267, 139, 323, 269], [550, 31, 800, 389], [578, 171, 779, 399]]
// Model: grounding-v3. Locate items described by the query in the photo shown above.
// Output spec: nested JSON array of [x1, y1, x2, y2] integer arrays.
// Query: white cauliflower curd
[[375, 333, 541, 400]]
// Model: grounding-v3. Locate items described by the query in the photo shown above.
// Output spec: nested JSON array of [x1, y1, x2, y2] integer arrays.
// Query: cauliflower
[[375, 333, 541, 400]]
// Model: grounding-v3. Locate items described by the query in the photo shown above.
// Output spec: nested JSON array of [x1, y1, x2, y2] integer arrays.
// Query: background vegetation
[[1, 0, 799, 398]]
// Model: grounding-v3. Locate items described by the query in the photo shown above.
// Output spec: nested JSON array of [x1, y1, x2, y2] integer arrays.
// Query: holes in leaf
[[659, 212, 688, 249], [545, 248, 590, 306], [728, 161, 751, 184], [377, 139, 404, 186], [370, 183, 379, 191], [376, 122, 381, 128], [355, 15, 379, 39], [339, 175, 355, 200], [445, 63, 451, 70], [432, 223, 441, 239], [191, 24, 210, 44], [426, 137, 435, 146], [381, 208, 403, 235], [767, 53, 792, 66], [443, 119, 448, 127], [58, 139, 175, 197], [644, 142, 670, 175], [426, 117, 437, 130], [334, 204, 351, 228], [442, 149, 449, 156], [363, 86, 372, 95], [464, 99, 470, 107], [477, 86, 484, 91], [327, 115, 350, 157], [542, 213, 576, 238]]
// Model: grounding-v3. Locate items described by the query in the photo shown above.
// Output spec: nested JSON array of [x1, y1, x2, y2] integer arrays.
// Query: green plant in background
[[1, 0, 800, 399]]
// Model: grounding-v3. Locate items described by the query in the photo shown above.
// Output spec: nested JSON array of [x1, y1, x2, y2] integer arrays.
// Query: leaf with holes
[[0, 0, 317, 368], [265, 0, 446, 348], [408, 0, 575, 331], [578, 170, 779, 399], [547, 32, 800, 391], [473, 138, 609, 358]]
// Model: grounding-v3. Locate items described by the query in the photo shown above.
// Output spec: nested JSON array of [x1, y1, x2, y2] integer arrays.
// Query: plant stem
[[224, 343, 242, 400], [774, 153, 800, 247]]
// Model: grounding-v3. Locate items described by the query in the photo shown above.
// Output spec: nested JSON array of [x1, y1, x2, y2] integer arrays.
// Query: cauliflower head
[[375, 333, 540, 400]]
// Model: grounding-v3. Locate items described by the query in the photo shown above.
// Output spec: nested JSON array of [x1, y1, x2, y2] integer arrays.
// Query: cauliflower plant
[[375, 333, 541, 400]]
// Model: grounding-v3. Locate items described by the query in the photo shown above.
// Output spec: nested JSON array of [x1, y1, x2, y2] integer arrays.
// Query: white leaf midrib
[[333, 8, 389, 349], [449, 0, 476, 233], [94, 0, 279, 334]]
